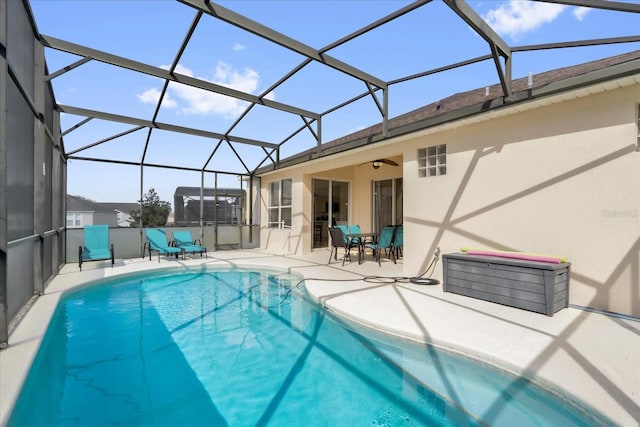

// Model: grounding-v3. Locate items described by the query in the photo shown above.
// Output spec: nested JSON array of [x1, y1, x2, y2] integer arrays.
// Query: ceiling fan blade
[[357, 159, 399, 167]]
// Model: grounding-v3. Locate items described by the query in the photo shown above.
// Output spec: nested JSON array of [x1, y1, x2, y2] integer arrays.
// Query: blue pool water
[[9, 268, 607, 426]]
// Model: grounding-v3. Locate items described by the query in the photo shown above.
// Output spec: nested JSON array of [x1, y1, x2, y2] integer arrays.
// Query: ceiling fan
[[358, 159, 399, 169]]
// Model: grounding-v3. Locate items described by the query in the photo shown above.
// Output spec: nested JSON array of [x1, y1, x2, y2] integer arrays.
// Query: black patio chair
[[328, 227, 355, 266]]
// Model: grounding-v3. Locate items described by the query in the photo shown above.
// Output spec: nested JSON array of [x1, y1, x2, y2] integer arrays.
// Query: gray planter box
[[442, 253, 570, 316]]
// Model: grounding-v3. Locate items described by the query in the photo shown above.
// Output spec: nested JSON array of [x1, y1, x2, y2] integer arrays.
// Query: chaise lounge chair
[[172, 230, 207, 258], [144, 228, 183, 262], [79, 224, 114, 271]]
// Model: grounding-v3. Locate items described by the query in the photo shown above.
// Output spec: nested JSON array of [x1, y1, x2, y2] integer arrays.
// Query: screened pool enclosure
[[2, 0, 639, 348]]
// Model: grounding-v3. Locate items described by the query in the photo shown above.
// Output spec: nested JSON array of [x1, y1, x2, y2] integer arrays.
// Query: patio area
[[1, 249, 638, 426]]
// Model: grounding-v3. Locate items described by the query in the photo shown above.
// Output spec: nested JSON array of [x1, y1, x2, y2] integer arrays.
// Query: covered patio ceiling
[[33, 0, 640, 179]]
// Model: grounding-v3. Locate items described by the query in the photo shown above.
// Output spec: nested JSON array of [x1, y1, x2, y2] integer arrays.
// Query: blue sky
[[29, 0, 640, 206]]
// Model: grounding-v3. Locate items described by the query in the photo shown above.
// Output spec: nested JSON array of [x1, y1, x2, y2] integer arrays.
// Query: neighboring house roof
[[66, 195, 114, 213], [100, 202, 140, 214], [269, 49, 640, 171]]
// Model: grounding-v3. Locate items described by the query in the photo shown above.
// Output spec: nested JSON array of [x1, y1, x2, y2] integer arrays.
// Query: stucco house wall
[[402, 83, 639, 316], [259, 79, 639, 316]]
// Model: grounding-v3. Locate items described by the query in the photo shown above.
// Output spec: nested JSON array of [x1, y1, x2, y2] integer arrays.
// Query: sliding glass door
[[312, 179, 349, 249], [372, 178, 402, 232]]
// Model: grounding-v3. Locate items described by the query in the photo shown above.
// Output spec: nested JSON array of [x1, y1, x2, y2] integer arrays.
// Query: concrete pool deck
[[1, 249, 638, 426]]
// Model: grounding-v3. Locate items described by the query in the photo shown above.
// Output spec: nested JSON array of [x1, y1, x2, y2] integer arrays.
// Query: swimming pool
[[8, 268, 608, 426]]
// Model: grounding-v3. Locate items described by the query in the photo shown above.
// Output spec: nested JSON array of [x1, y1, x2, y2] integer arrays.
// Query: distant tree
[[129, 188, 171, 227]]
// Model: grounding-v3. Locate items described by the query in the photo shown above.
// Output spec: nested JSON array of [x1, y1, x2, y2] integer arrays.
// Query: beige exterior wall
[[260, 80, 640, 316], [402, 84, 639, 316]]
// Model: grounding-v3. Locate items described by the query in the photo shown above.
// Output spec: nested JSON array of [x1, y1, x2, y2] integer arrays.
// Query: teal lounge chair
[[79, 224, 114, 271], [172, 230, 207, 258], [144, 228, 183, 262]]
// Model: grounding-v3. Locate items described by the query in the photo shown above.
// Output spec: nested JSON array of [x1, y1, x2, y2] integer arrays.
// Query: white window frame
[[418, 144, 446, 177], [268, 179, 292, 228], [66, 212, 82, 228]]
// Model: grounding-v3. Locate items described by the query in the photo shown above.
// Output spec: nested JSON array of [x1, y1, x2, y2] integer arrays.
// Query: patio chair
[[79, 224, 114, 271], [366, 226, 397, 266], [337, 225, 350, 243], [348, 224, 365, 245], [172, 230, 207, 258], [144, 228, 183, 262], [337, 224, 363, 246], [328, 227, 354, 266], [392, 225, 403, 259]]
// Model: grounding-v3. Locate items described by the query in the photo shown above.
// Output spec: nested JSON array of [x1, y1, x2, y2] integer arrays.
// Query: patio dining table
[[344, 232, 378, 264]]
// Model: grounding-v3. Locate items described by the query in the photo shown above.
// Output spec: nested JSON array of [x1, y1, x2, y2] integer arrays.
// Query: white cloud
[[136, 87, 177, 108], [573, 6, 590, 21], [484, 1, 566, 39], [213, 62, 258, 94], [263, 90, 276, 101], [138, 62, 266, 118], [232, 42, 246, 51]]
